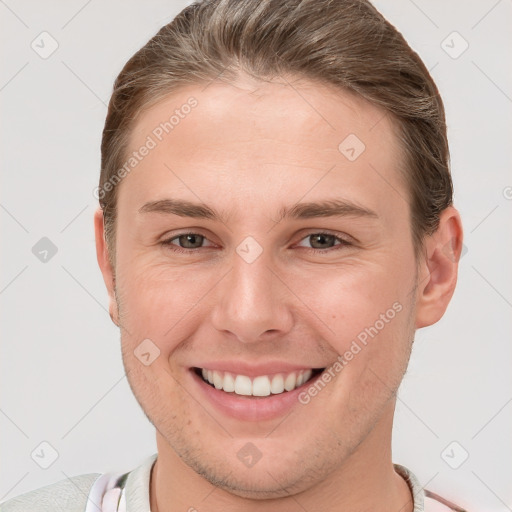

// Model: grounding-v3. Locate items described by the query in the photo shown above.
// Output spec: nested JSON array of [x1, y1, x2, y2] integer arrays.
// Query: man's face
[[109, 76, 420, 496]]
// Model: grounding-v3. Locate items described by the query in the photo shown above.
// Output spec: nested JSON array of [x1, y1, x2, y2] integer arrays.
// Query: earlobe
[[93, 207, 119, 327], [414, 206, 464, 329]]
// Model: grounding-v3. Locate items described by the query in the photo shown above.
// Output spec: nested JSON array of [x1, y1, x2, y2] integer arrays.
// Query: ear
[[94, 207, 119, 327], [415, 206, 464, 329]]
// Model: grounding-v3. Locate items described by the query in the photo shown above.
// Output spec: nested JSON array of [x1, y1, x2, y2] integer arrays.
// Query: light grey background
[[1, 1, 511, 510]]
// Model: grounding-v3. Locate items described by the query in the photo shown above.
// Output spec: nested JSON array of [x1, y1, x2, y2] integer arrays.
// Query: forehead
[[120, 76, 407, 222]]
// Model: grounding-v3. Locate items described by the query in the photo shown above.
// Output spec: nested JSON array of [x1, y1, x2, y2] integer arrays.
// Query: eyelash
[[160, 231, 352, 255]]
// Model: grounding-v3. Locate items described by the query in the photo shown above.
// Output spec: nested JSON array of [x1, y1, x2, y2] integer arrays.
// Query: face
[[102, 76, 423, 497]]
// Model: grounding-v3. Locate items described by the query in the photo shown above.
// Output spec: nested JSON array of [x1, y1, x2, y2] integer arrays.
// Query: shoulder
[[0, 453, 158, 512], [0, 473, 101, 512]]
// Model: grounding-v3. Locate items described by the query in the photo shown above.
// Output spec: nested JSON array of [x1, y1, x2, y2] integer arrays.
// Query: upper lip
[[191, 361, 326, 379]]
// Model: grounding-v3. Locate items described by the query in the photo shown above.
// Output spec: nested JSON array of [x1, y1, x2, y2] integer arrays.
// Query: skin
[[94, 74, 463, 512]]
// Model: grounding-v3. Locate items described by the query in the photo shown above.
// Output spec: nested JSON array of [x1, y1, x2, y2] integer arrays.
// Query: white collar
[[85, 454, 465, 512]]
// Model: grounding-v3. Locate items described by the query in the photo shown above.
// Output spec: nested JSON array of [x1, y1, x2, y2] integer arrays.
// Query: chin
[[195, 462, 314, 500]]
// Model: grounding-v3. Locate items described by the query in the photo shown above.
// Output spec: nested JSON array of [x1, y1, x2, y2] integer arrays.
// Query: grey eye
[[308, 233, 337, 249], [175, 233, 205, 248]]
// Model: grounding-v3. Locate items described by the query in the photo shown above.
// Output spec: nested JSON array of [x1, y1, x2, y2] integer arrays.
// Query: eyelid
[[295, 228, 354, 244], [294, 230, 353, 249], [161, 230, 217, 248], [161, 228, 354, 252]]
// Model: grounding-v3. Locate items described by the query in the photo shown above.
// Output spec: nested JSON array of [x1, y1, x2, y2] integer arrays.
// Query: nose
[[210, 246, 293, 344]]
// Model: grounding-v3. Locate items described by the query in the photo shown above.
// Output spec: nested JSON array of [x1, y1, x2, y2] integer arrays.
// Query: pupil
[[311, 234, 334, 248], [181, 234, 202, 248]]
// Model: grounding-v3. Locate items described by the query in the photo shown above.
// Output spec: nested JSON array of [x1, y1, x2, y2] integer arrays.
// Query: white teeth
[[284, 372, 297, 391], [212, 370, 223, 389], [296, 369, 312, 386], [234, 375, 252, 395], [223, 372, 235, 392], [199, 368, 316, 396], [270, 374, 284, 394], [252, 376, 271, 396], [302, 369, 313, 385]]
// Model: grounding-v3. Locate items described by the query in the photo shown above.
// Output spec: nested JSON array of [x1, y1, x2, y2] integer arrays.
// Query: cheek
[[115, 258, 219, 344], [115, 233, 415, 356], [288, 260, 410, 344]]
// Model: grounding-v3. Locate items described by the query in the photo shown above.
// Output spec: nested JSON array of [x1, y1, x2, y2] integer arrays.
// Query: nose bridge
[[211, 240, 292, 342]]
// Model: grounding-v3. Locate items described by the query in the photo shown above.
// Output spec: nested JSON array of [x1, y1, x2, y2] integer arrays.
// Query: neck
[[150, 403, 413, 512]]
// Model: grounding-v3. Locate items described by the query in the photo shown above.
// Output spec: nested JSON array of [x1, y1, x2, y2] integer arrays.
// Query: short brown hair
[[99, 0, 453, 265]]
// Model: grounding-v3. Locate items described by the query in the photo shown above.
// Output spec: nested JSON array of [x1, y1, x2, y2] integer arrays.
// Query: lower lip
[[189, 368, 322, 422]]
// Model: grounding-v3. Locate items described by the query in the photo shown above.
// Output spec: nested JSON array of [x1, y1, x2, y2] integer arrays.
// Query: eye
[[160, 230, 353, 255], [296, 232, 352, 253], [161, 232, 215, 253]]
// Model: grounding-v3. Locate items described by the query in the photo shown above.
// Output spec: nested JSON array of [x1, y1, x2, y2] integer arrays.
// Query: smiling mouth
[[193, 367, 325, 397]]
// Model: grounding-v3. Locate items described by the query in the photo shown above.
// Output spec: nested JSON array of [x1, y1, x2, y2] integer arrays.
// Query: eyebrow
[[138, 198, 379, 222]]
